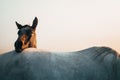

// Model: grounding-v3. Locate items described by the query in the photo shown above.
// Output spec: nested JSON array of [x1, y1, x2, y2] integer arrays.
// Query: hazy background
[[0, 0, 120, 53]]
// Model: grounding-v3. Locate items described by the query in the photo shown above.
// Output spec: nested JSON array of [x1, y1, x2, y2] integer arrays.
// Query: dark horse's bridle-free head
[[14, 17, 38, 53]]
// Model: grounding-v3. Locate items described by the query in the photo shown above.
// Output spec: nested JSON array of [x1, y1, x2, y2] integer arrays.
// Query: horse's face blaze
[[14, 17, 38, 53]]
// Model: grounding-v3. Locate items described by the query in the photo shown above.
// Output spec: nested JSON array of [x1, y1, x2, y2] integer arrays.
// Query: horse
[[0, 47, 119, 80], [14, 17, 38, 53]]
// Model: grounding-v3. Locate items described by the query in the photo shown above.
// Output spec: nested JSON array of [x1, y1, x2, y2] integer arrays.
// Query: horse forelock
[[23, 25, 31, 27]]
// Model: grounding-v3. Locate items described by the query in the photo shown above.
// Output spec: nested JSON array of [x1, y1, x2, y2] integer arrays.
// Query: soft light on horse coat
[[0, 47, 119, 80]]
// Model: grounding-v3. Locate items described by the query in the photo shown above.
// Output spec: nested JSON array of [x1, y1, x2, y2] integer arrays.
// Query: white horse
[[0, 46, 119, 80]]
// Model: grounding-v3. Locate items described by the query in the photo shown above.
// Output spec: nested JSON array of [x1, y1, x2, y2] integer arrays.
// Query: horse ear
[[32, 17, 38, 30], [15, 22, 23, 29]]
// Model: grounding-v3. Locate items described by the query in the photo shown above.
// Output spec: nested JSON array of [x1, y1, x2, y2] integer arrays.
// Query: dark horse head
[[14, 17, 38, 53]]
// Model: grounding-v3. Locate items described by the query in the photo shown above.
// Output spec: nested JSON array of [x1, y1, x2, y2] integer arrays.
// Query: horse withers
[[14, 17, 38, 53]]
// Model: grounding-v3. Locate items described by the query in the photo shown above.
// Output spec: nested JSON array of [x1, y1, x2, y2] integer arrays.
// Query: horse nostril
[[19, 41, 22, 48]]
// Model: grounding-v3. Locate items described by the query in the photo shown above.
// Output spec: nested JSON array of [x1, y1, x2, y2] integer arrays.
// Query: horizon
[[0, 0, 120, 54]]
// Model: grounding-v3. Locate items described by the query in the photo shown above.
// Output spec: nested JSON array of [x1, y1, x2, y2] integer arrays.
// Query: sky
[[0, 0, 120, 53]]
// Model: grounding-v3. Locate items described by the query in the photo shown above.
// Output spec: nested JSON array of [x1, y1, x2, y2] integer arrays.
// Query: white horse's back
[[0, 47, 119, 80]]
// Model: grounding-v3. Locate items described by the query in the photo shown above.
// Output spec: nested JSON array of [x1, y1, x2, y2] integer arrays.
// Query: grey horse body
[[0, 47, 119, 80]]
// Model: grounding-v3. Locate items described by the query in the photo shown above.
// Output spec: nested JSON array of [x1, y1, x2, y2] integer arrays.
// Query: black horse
[[14, 17, 38, 53]]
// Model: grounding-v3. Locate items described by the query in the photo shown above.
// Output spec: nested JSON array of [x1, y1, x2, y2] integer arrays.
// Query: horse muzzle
[[14, 40, 23, 53]]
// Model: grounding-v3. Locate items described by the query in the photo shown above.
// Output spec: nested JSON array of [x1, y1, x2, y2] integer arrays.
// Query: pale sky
[[0, 0, 120, 53]]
